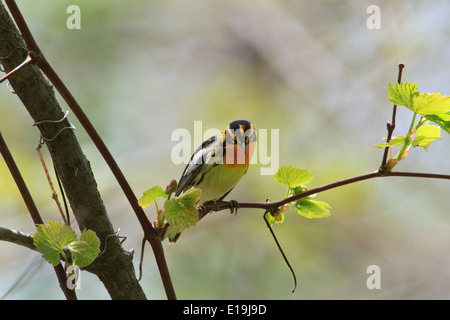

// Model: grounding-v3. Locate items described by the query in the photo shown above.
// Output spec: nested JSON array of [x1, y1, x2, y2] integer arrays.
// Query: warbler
[[164, 120, 257, 241]]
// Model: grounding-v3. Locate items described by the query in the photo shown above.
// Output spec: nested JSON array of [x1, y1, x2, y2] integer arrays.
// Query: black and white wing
[[175, 134, 221, 197]]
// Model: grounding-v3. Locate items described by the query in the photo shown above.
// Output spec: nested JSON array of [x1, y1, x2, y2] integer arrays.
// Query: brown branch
[[379, 63, 405, 172], [199, 169, 450, 215], [389, 171, 450, 180], [0, 227, 35, 252]]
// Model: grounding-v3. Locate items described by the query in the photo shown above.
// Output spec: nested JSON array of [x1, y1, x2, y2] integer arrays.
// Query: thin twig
[[36, 144, 69, 225], [390, 171, 450, 180], [263, 211, 297, 293], [54, 166, 71, 226], [380, 63, 405, 171], [199, 171, 379, 214], [199, 169, 450, 215], [138, 237, 146, 281], [0, 54, 33, 83]]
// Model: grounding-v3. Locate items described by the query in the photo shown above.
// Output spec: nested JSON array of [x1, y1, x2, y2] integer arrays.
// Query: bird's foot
[[229, 200, 239, 215]]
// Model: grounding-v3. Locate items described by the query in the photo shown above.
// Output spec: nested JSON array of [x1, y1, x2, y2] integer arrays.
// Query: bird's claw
[[229, 200, 239, 215]]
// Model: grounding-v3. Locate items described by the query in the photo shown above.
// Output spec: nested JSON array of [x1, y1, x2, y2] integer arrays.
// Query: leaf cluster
[[375, 82, 450, 171], [32, 220, 100, 268], [139, 181, 201, 241], [268, 165, 331, 225]]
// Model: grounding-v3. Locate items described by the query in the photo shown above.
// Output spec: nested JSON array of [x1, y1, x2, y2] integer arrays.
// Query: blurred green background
[[1, 0, 450, 299]]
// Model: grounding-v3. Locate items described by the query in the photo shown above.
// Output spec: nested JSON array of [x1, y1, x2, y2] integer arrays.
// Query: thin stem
[[395, 112, 417, 161], [390, 171, 450, 180], [0, 54, 33, 83], [380, 63, 405, 170], [263, 212, 297, 293], [408, 112, 418, 133], [36, 144, 69, 225]]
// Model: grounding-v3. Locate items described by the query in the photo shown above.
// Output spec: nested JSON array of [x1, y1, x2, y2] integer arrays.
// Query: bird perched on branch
[[164, 120, 257, 242]]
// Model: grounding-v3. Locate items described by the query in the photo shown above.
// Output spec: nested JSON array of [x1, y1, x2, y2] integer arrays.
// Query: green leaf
[[274, 166, 315, 188], [387, 82, 450, 116], [425, 113, 450, 134], [387, 82, 418, 111], [412, 92, 450, 115], [293, 198, 331, 219], [32, 220, 78, 266], [177, 187, 202, 206], [164, 199, 199, 232], [265, 211, 285, 225], [162, 224, 181, 242], [138, 186, 168, 207], [68, 229, 100, 268], [68, 241, 89, 264], [373, 136, 405, 148], [291, 185, 308, 195], [412, 124, 441, 151]]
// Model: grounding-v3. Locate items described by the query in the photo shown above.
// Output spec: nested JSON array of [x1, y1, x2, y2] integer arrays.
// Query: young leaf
[[177, 187, 202, 206], [412, 92, 450, 115], [425, 113, 450, 134], [68, 241, 89, 265], [163, 224, 181, 242], [373, 136, 405, 148], [165, 179, 178, 198], [138, 186, 168, 208], [274, 166, 315, 188], [32, 220, 78, 266], [68, 229, 100, 268], [155, 209, 165, 228], [412, 124, 441, 151], [387, 82, 418, 111], [265, 211, 285, 225], [164, 199, 199, 232], [293, 198, 331, 219]]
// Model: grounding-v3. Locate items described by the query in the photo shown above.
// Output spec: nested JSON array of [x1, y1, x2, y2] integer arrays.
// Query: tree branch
[[198, 169, 450, 216], [0, 226, 35, 251]]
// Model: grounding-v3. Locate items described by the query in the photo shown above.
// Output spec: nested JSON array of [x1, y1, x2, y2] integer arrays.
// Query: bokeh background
[[1, 0, 450, 299]]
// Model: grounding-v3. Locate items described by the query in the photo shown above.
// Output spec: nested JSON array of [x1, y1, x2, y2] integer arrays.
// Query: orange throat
[[223, 142, 256, 167]]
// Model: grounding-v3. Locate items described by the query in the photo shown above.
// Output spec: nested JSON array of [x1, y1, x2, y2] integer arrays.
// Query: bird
[[164, 120, 257, 242]]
